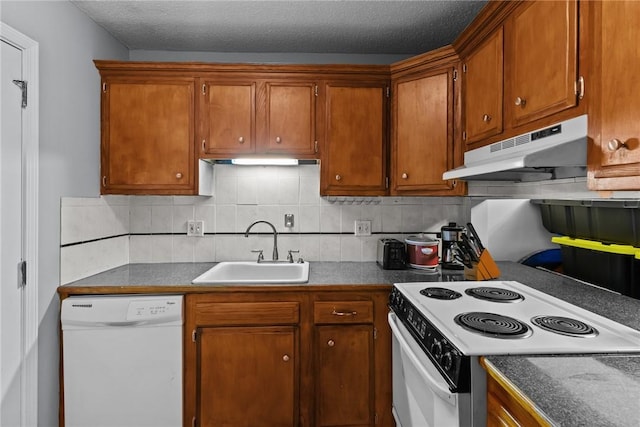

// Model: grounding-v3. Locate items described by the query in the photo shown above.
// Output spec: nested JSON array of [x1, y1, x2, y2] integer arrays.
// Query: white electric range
[[388, 280, 640, 427]]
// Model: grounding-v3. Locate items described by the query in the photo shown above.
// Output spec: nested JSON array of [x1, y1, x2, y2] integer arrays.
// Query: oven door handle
[[388, 312, 457, 403]]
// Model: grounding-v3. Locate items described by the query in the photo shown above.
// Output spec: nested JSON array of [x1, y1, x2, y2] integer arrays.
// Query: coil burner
[[454, 312, 532, 339], [532, 316, 599, 338]]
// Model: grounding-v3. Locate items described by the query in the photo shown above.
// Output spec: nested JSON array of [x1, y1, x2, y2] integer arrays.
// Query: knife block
[[464, 249, 501, 280]]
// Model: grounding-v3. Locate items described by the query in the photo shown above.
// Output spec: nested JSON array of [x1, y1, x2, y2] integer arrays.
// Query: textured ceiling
[[71, 1, 487, 55]]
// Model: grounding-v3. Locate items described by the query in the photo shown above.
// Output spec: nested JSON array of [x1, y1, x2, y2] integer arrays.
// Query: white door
[[1, 38, 26, 427]]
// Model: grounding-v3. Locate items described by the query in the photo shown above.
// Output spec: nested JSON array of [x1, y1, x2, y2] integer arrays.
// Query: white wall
[[129, 49, 410, 64], [1, 1, 128, 424]]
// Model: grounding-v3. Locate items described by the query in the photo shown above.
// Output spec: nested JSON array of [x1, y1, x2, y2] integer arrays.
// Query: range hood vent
[[443, 115, 588, 182]]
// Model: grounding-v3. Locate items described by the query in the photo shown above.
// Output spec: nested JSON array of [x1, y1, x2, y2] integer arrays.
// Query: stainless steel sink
[[192, 261, 310, 284]]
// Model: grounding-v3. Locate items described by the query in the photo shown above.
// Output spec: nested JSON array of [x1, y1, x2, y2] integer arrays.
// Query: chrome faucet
[[244, 220, 279, 261]]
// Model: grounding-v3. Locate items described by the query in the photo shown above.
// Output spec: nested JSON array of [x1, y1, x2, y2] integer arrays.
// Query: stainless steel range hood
[[443, 115, 587, 182]]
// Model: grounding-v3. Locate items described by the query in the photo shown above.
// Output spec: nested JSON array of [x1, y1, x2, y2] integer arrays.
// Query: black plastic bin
[[552, 236, 640, 299]]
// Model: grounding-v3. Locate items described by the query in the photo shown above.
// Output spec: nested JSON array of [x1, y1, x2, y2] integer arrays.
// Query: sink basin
[[192, 261, 310, 284]]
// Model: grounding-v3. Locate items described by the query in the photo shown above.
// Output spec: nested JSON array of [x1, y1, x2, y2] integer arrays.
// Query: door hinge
[[192, 329, 197, 342], [462, 63, 468, 73], [102, 82, 107, 93], [19, 260, 27, 287], [575, 76, 585, 100], [12, 80, 28, 108], [453, 69, 458, 81]]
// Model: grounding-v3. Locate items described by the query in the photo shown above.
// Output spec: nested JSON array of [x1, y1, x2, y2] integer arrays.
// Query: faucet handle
[[287, 250, 300, 263], [251, 249, 264, 263]]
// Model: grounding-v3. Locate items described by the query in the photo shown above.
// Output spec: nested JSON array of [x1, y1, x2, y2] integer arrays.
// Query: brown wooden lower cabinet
[[185, 289, 392, 427], [481, 358, 551, 427]]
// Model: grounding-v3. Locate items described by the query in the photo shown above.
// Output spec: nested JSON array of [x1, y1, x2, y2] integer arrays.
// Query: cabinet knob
[[275, 136, 282, 144], [514, 97, 526, 107], [175, 172, 183, 179], [482, 114, 492, 122], [607, 138, 626, 152], [335, 174, 342, 181], [327, 339, 335, 347], [238, 136, 245, 144], [282, 354, 290, 362], [401, 173, 408, 179]]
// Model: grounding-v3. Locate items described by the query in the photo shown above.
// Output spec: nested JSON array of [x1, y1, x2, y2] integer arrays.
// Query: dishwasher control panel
[[61, 295, 183, 328], [126, 297, 182, 322]]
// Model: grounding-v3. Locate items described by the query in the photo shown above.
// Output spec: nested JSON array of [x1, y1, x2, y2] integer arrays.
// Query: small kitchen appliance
[[388, 280, 640, 427], [404, 235, 439, 270], [377, 238, 406, 270], [441, 222, 465, 270]]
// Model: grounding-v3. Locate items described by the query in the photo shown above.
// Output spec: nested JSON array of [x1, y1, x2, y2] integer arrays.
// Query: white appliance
[[388, 281, 640, 427], [61, 294, 183, 427], [443, 114, 587, 182]]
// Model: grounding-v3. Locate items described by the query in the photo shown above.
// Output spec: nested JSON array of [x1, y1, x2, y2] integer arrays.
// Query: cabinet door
[[591, 0, 640, 187], [197, 326, 298, 427], [201, 81, 255, 155], [320, 82, 388, 196], [463, 27, 504, 145], [263, 82, 317, 156], [392, 69, 456, 194], [506, 0, 578, 127], [101, 78, 195, 194], [315, 325, 374, 427]]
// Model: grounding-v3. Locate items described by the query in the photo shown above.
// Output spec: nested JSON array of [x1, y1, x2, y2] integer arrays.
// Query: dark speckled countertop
[[61, 261, 640, 426]]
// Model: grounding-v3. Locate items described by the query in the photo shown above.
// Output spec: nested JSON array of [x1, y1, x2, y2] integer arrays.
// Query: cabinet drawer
[[313, 301, 374, 324], [194, 302, 300, 326]]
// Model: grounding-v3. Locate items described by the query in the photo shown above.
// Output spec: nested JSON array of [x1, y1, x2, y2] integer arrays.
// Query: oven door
[[388, 312, 471, 427]]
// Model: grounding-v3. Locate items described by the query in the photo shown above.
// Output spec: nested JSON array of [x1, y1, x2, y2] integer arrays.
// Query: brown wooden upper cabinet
[[505, 0, 579, 128], [100, 75, 196, 195], [588, 0, 640, 190], [462, 27, 504, 145], [199, 79, 317, 158], [319, 80, 389, 196], [391, 66, 460, 195]]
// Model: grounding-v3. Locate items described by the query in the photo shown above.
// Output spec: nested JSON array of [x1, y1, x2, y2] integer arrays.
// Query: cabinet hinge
[[202, 84, 206, 95], [575, 76, 585, 100], [386, 86, 390, 98], [102, 82, 107, 93], [314, 84, 318, 97], [462, 63, 467, 73], [192, 329, 197, 342], [453, 69, 458, 81]]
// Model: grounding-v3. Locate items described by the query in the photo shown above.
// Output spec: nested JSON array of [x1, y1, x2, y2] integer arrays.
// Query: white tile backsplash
[[60, 165, 472, 282]]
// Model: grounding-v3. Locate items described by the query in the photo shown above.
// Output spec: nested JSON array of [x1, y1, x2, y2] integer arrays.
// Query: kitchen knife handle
[[466, 222, 485, 252]]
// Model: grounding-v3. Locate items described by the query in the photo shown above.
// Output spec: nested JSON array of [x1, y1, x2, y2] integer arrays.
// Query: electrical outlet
[[354, 220, 372, 236], [187, 220, 205, 237]]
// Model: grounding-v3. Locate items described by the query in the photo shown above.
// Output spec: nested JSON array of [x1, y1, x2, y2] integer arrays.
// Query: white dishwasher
[[61, 294, 183, 427]]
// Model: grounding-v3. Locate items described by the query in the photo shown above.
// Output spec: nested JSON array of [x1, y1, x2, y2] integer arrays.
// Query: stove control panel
[[389, 286, 469, 392]]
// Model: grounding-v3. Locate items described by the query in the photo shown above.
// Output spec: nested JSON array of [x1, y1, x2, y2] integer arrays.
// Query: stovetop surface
[[393, 280, 640, 356]]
